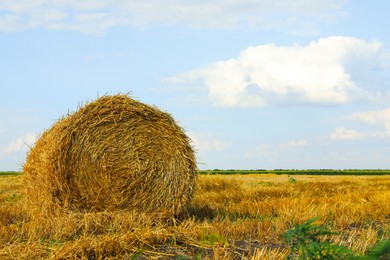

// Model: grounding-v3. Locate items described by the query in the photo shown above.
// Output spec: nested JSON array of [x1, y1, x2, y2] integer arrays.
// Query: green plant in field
[[288, 175, 297, 184], [283, 218, 390, 259], [200, 232, 227, 246], [283, 217, 353, 259], [43, 239, 63, 252], [130, 251, 143, 260], [359, 239, 390, 259]]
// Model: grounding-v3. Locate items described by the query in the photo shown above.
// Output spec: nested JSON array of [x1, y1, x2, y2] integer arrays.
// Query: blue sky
[[1, 0, 390, 170]]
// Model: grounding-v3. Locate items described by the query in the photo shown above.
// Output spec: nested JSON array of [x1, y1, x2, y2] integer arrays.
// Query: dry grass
[[23, 94, 196, 218], [0, 173, 389, 259]]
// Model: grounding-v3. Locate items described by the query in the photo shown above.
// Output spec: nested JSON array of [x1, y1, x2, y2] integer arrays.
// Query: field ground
[[0, 173, 389, 259]]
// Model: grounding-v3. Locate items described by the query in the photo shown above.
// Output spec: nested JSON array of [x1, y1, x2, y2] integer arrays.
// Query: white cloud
[[245, 139, 309, 158], [278, 139, 309, 149], [0, 0, 128, 34], [173, 36, 389, 107], [351, 107, 390, 134], [0, 0, 346, 34], [330, 127, 362, 140], [189, 132, 229, 152], [5, 133, 38, 153], [326, 107, 390, 142]]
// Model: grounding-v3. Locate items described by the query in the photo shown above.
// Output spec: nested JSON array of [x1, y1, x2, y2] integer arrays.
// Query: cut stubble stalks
[[23, 94, 197, 219]]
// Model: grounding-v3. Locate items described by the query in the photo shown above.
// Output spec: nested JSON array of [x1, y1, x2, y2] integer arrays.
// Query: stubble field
[[0, 173, 389, 259]]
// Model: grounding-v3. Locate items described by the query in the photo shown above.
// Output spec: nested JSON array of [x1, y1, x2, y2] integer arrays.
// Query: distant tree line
[[0, 171, 22, 176], [198, 169, 390, 175]]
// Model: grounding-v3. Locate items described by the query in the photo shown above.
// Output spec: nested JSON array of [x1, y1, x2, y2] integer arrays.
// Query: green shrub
[[283, 218, 353, 259], [288, 175, 297, 184], [283, 218, 390, 259], [359, 239, 390, 259]]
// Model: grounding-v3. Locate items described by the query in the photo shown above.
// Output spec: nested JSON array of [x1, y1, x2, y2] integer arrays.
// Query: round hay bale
[[24, 94, 197, 217]]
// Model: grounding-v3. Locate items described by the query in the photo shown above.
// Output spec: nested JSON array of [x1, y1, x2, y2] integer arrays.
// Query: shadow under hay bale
[[24, 94, 197, 218]]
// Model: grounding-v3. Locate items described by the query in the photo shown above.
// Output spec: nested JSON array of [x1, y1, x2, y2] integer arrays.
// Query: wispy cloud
[[172, 36, 389, 107], [329, 107, 390, 142], [5, 133, 37, 153], [330, 127, 362, 140], [189, 132, 229, 152], [245, 139, 309, 158], [278, 139, 309, 149], [0, 0, 346, 34], [351, 107, 390, 135]]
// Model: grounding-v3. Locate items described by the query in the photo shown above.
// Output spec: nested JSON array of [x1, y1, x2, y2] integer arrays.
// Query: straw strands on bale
[[24, 94, 197, 218]]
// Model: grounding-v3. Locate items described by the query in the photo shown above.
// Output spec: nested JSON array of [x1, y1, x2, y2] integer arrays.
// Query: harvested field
[[0, 173, 389, 259]]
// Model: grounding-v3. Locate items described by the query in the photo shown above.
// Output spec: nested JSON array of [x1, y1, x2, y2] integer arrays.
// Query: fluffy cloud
[[0, 0, 346, 34], [174, 36, 388, 107], [5, 133, 37, 153], [330, 127, 362, 140]]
